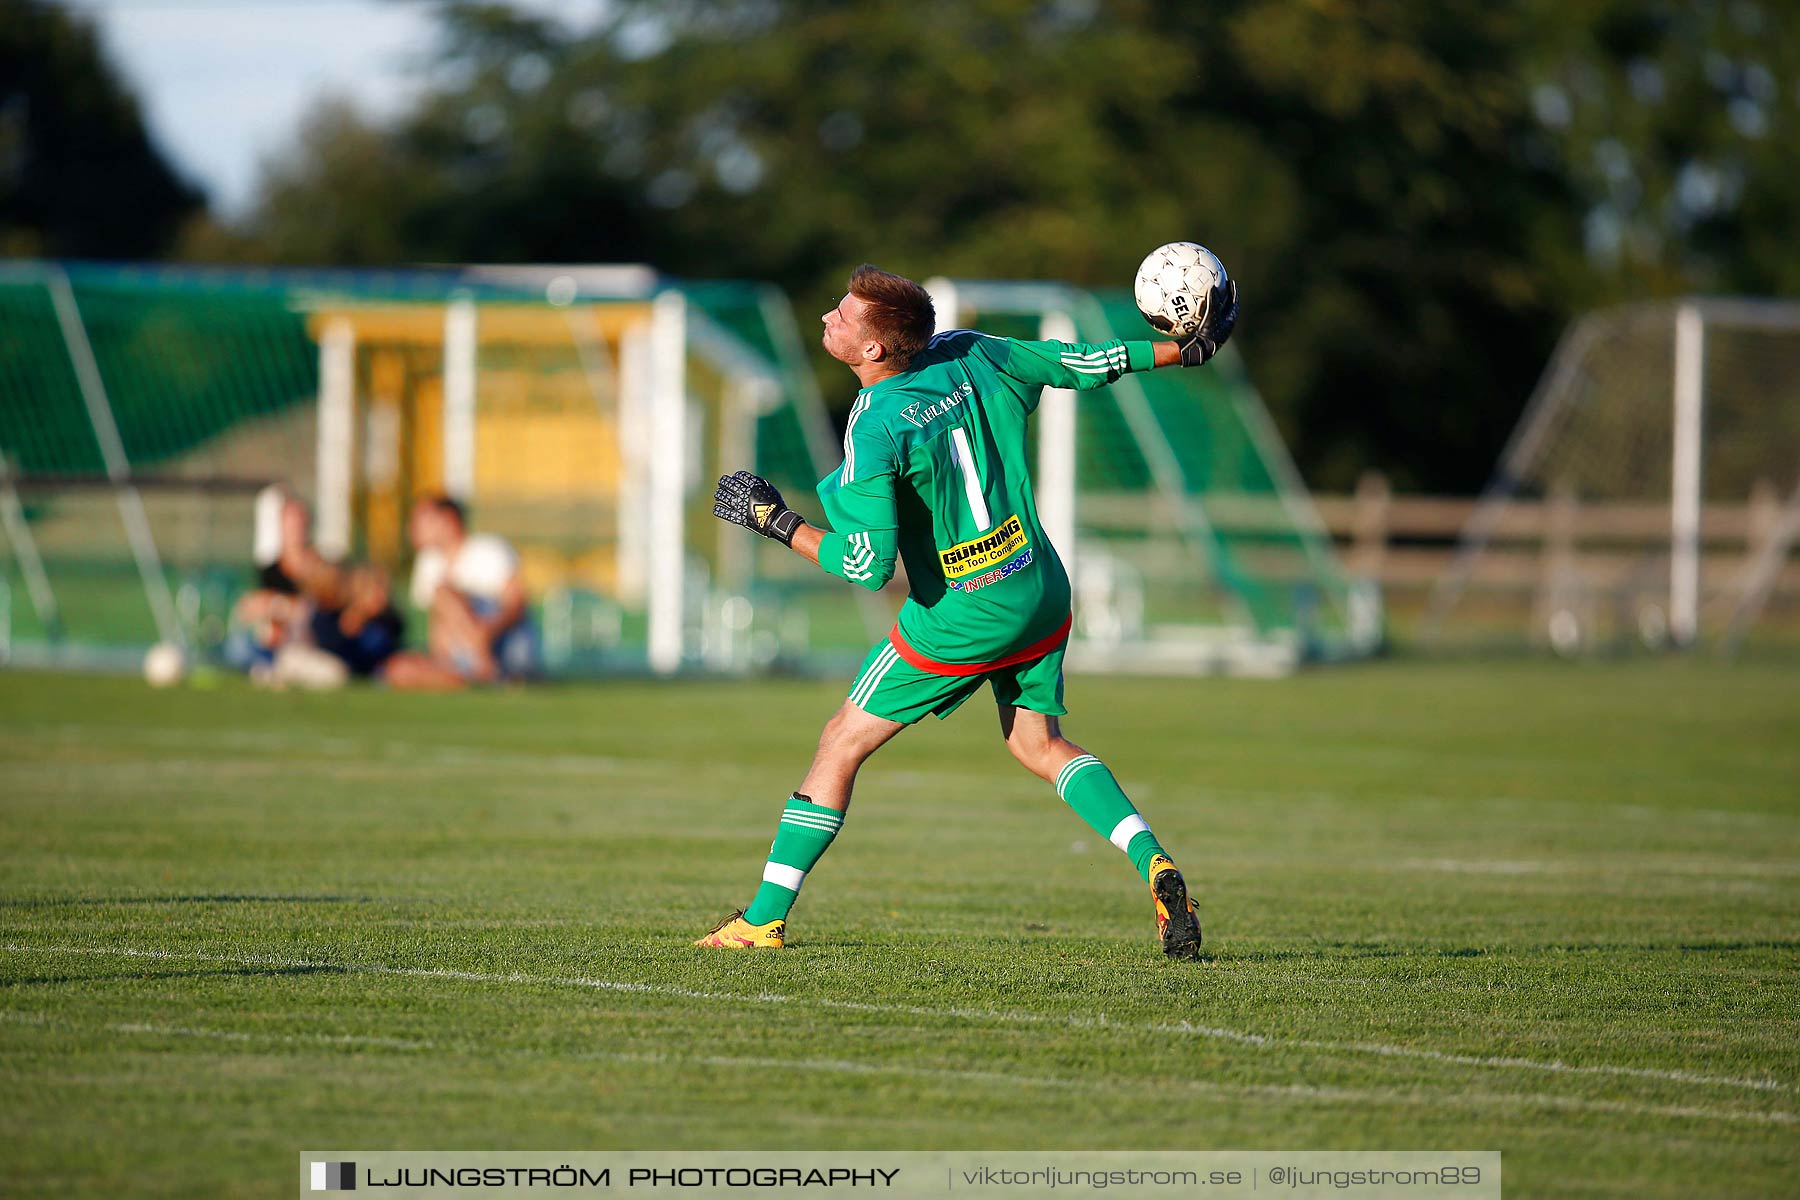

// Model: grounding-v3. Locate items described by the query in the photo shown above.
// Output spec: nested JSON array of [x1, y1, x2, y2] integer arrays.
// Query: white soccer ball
[[143, 642, 187, 688], [1133, 242, 1228, 338]]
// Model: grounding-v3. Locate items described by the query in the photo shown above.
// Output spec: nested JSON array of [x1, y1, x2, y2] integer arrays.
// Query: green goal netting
[[0, 261, 842, 673]]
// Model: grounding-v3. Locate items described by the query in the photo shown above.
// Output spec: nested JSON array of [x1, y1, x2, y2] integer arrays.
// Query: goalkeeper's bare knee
[[1003, 723, 1085, 782], [815, 701, 902, 765]]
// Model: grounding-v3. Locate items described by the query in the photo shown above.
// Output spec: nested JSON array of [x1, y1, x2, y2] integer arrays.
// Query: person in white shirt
[[385, 494, 535, 689]]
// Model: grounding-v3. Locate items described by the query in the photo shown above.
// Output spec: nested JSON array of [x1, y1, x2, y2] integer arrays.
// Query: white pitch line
[[608, 1052, 1796, 1129], [1395, 857, 1800, 880], [110, 1021, 430, 1049], [0, 1004, 1790, 1130], [15, 722, 1800, 832], [2, 941, 1790, 1101], [5, 723, 1024, 791], [0, 1008, 430, 1049], [19, 722, 1797, 841]]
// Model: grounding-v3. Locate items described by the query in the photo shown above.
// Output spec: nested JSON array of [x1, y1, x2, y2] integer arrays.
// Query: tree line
[[5, 0, 1793, 492]]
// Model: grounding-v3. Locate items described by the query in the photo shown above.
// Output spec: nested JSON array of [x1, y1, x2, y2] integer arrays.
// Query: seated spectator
[[308, 563, 406, 681], [227, 486, 313, 677], [227, 485, 406, 687], [384, 495, 535, 690]]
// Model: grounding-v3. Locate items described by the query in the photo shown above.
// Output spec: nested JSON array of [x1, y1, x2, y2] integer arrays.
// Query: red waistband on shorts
[[886, 612, 1073, 677]]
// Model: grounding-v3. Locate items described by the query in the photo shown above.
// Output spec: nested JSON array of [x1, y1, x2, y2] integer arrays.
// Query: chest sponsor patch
[[940, 514, 1029, 579], [900, 382, 973, 429], [946, 548, 1034, 592]]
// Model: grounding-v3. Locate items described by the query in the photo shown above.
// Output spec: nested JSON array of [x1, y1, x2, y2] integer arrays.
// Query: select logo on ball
[[1134, 241, 1226, 340]]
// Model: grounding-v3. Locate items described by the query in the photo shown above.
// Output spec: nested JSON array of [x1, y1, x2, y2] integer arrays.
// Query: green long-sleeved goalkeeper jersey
[[815, 329, 1156, 667]]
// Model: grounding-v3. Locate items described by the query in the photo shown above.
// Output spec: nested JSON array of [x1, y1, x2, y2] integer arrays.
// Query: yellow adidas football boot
[[693, 910, 785, 948], [1148, 855, 1203, 959]]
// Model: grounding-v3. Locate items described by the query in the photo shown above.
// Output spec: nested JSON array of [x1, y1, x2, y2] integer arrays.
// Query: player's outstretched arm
[[712, 469, 897, 589], [988, 334, 1153, 391], [786, 522, 825, 567]]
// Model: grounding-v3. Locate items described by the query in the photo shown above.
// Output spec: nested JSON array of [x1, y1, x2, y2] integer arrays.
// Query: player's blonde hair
[[847, 265, 935, 365]]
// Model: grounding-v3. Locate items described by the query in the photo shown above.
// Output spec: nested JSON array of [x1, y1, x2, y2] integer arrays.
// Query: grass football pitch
[[1, 659, 1796, 1197]]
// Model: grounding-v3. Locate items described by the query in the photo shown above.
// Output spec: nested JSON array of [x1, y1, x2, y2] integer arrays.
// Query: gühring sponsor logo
[[939, 515, 1028, 579], [309, 1162, 355, 1191], [899, 383, 972, 428]]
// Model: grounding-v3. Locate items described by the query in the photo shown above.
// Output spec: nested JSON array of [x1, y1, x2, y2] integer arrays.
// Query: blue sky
[[69, 0, 599, 218]]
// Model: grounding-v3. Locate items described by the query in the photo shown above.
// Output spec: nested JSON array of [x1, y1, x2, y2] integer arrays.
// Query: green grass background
[[1, 659, 1796, 1198]]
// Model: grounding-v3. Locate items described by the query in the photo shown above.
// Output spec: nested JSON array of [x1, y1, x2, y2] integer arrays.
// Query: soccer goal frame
[[1426, 298, 1800, 650], [0, 262, 849, 676], [303, 265, 848, 677]]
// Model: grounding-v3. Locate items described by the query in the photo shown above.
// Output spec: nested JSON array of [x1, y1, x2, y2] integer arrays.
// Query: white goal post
[[1427, 298, 1800, 650]]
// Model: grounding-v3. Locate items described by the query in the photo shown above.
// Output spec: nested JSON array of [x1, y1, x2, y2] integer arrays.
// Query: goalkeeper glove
[[713, 469, 805, 546], [1178, 279, 1239, 367]]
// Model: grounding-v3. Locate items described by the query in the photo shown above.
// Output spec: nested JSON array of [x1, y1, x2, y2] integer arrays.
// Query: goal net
[[1427, 300, 1800, 652], [0, 262, 844, 674]]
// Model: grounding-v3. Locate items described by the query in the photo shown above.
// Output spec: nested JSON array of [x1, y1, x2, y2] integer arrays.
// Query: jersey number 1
[[949, 427, 993, 531]]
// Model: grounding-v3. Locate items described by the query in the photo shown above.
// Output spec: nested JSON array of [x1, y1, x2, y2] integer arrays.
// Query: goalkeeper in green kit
[[700, 264, 1237, 958]]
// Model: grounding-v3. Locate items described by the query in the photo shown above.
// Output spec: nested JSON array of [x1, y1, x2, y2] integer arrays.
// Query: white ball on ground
[[271, 644, 348, 691], [143, 642, 187, 688]]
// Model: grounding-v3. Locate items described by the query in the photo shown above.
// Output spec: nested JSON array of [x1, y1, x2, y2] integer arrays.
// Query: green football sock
[[1054, 754, 1168, 881], [741, 794, 845, 925]]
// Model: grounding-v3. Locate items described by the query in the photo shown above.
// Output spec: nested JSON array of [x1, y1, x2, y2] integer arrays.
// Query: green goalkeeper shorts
[[846, 634, 1068, 725]]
